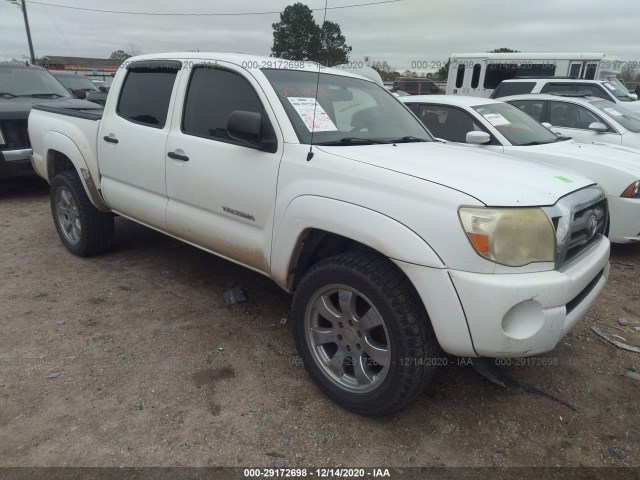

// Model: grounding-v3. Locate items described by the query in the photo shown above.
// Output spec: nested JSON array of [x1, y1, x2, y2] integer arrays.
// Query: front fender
[[43, 131, 109, 212], [271, 195, 445, 291]]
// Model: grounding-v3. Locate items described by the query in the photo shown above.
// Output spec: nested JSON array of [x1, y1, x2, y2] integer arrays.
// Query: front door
[[164, 63, 283, 273]]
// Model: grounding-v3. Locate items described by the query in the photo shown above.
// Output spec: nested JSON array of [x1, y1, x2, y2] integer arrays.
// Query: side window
[[182, 66, 274, 148], [584, 63, 597, 80], [404, 103, 420, 115], [492, 81, 536, 98], [576, 84, 609, 100], [117, 63, 180, 128], [549, 102, 604, 129], [575, 105, 605, 129], [471, 64, 481, 89], [508, 99, 545, 122], [540, 83, 572, 94], [484, 64, 521, 89], [456, 64, 465, 89], [417, 105, 485, 143]]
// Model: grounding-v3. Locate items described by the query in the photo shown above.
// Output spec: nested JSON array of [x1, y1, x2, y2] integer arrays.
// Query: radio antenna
[[307, 0, 329, 161]]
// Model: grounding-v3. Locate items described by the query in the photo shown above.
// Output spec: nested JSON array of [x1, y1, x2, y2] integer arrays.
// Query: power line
[[25, 0, 404, 16], [37, 0, 76, 56]]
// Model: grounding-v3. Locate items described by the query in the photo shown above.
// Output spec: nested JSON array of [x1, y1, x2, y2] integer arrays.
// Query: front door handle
[[103, 135, 118, 144], [168, 151, 189, 162]]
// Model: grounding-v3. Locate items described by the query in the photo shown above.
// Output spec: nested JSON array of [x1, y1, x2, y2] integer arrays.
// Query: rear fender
[[43, 131, 109, 211]]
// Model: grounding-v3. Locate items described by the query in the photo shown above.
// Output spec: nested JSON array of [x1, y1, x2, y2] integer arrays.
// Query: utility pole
[[8, 0, 36, 64]]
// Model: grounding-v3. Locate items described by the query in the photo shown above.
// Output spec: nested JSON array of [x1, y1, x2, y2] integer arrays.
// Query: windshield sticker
[[482, 113, 511, 127], [554, 175, 574, 184], [603, 82, 616, 91], [602, 106, 623, 117], [287, 97, 338, 132]]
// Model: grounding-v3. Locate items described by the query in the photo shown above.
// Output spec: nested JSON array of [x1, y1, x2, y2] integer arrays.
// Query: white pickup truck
[[29, 53, 611, 415]]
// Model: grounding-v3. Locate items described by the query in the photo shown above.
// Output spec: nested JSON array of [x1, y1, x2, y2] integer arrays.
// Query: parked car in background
[[447, 52, 625, 97], [402, 95, 640, 244], [491, 78, 640, 113], [29, 52, 610, 415], [392, 77, 443, 95], [0, 63, 100, 181], [50, 71, 109, 106], [502, 93, 640, 149]]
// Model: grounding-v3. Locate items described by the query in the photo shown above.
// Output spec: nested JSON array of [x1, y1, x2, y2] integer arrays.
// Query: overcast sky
[[1, 0, 639, 72]]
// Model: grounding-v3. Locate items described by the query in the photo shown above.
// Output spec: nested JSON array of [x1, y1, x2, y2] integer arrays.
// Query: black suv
[[0, 63, 100, 180]]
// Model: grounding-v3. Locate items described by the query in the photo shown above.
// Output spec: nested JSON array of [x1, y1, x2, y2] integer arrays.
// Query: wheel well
[[289, 230, 375, 290], [47, 150, 75, 182]]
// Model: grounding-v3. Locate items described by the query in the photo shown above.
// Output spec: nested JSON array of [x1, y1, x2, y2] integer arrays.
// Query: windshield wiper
[[316, 137, 389, 146], [519, 140, 551, 146], [554, 135, 572, 142], [0, 92, 18, 98], [18, 93, 65, 98], [389, 135, 428, 143]]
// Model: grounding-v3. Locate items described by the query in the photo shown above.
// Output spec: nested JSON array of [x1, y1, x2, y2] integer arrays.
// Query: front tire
[[292, 252, 440, 416], [50, 170, 114, 256]]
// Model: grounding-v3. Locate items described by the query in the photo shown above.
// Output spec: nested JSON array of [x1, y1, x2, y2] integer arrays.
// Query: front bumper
[[0, 148, 34, 179], [394, 236, 610, 357]]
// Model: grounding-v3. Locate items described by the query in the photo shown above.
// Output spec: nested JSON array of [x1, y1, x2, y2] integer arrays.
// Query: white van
[[447, 53, 626, 97]]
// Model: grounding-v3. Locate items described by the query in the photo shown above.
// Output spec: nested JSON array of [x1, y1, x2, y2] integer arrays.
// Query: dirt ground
[[1, 176, 639, 470]]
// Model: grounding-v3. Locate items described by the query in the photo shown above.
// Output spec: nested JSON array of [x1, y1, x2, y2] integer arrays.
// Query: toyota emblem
[[587, 214, 598, 239]]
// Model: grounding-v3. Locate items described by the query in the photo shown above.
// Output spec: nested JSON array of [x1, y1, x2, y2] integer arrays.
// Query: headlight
[[459, 207, 556, 266], [621, 181, 640, 198]]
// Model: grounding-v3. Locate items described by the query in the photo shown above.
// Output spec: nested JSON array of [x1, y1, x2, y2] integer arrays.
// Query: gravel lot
[[1, 176, 639, 471]]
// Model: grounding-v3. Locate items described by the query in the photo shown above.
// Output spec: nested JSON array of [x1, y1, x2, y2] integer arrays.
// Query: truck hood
[[317, 142, 595, 207], [0, 97, 102, 120], [519, 140, 640, 176]]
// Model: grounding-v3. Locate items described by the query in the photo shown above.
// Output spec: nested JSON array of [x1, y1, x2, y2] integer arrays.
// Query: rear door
[[98, 61, 182, 229], [164, 62, 283, 273]]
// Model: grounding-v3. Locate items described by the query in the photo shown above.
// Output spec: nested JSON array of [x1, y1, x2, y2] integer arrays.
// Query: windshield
[[472, 102, 560, 146], [54, 74, 98, 91], [262, 69, 432, 145], [604, 78, 636, 102], [592, 100, 640, 132], [0, 67, 70, 98]]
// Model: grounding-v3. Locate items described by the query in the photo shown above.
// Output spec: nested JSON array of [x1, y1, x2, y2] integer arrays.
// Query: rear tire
[[292, 251, 440, 416], [50, 170, 114, 256]]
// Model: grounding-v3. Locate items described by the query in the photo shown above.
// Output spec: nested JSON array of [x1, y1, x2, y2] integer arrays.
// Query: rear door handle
[[168, 151, 189, 162], [103, 135, 118, 144]]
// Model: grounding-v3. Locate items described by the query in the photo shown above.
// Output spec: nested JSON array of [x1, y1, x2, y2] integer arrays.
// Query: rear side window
[[471, 64, 481, 89], [491, 81, 536, 98], [540, 83, 572, 94], [576, 84, 609, 100], [117, 62, 180, 128], [455, 64, 465, 88], [182, 66, 274, 147]]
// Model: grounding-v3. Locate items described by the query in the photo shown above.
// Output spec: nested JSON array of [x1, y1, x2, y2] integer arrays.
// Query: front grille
[[564, 198, 607, 265], [0, 120, 30, 150], [543, 185, 608, 269]]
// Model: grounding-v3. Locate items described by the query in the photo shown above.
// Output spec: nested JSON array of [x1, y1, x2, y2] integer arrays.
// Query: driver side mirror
[[227, 110, 276, 152], [541, 122, 553, 129], [466, 131, 491, 144], [71, 88, 86, 99], [588, 122, 608, 133]]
